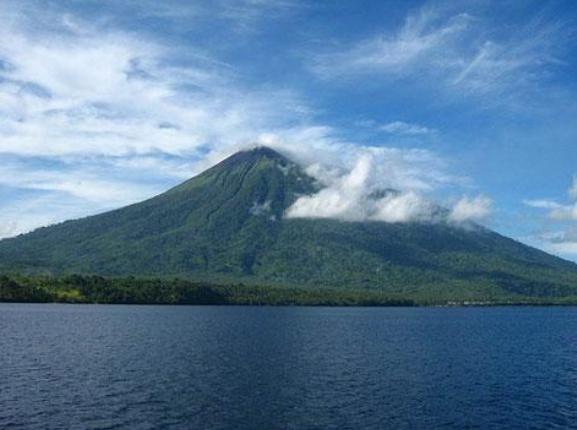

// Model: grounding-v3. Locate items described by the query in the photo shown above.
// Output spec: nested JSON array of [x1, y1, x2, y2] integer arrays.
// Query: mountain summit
[[1, 147, 576, 301]]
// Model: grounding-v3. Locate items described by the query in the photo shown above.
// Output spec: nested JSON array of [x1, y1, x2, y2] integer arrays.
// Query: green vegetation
[[1, 147, 577, 303], [3, 273, 577, 306], [0, 274, 415, 306]]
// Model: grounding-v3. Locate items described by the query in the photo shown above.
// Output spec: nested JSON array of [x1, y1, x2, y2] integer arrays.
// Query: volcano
[[1, 147, 576, 301]]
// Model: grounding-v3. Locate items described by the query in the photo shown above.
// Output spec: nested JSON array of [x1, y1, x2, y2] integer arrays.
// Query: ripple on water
[[2, 305, 577, 429]]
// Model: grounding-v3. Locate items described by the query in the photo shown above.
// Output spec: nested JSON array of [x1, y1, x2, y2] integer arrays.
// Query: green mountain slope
[[1, 146, 576, 301]]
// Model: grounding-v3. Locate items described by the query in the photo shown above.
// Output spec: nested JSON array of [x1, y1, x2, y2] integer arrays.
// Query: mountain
[[1, 146, 577, 302]]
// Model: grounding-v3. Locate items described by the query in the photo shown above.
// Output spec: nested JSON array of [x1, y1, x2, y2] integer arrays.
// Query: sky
[[1, 0, 577, 260]]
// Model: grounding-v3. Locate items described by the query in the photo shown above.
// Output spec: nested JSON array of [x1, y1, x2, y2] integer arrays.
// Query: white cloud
[[547, 242, 577, 255], [449, 195, 493, 223], [0, 7, 311, 159], [250, 200, 272, 216], [0, 192, 110, 239], [286, 154, 376, 221], [0, 2, 317, 236], [531, 178, 577, 222], [0, 221, 19, 240], [0, 160, 161, 205], [524, 176, 577, 258], [380, 121, 435, 136], [286, 148, 465, 224], [570, 175, 577, 200], [523, 199, 563, 210], [131, 0, 305, 34], [313, 8, 471, 78], [0, 152, 192, 238], [531, 229, 577, 258], [372, 191, 438, 223], [550, 205, 577, 222], [219, 0, 303, 32], [311, 5, 566, 99], [0, 1, 492, 238]]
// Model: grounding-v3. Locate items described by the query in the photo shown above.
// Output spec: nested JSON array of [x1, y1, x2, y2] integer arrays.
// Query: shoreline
[[3, 300, 577, 307], [4, 273, 577, 307]]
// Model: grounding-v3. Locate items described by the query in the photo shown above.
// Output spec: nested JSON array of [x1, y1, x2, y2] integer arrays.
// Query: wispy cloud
[[525, 175, 577, 256], [530, 229, 577, 257], [550, 206, 577, 222], [219, 0, 304, 33], [526, 177, 577, 221], [0, 28, 297, 158], [312, 8, 471, 78], [0, 161, 160, 205], [21, 0, 301, 34], [0, 2, 316, 234], [380, 121, 435, 136], [0, 0, 494, 238], [523, 199, 563, 210], [570, 175, 577, 200], [310, 4, 568, 100], [0, 0, 319, 160]]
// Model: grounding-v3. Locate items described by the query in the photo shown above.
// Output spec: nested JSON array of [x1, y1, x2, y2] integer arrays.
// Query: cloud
[[285, 147, 482, 224], [0, 152, 194, 238], [525, 176, 577, 257], [312, 8, 471, 78], [548, 242, 577, 255], [286, 164, 438, 223], [570, 175, 577, 200], [530, 229, 577, 257], [7, 0, 301, 35], [0, 156, 163, 205], [250, 200, 272, 216], [310, 5, 567, 100], [0, 4, 312, 159], [371, 191, 438, 223], [523, 199, 563, 210], [380, 121, 435, 136], [528, 180, 577, 222], [286, 187, 437, 223], [0, 191, 110, 239], [546, 176, 577, 221], [524, 183, 577, 222], [550, 206, 577, 222], [219, 0, 304, 32], [449, 195, 493, 223], [0, 221, 19, 240], [0, 1, 493, 238], [0, 1, 316, 235]]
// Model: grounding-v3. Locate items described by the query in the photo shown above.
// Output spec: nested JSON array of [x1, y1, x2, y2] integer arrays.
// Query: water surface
[[2, 304, 577, 429]]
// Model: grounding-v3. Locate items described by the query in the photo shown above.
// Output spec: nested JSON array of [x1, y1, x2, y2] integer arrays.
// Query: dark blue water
[[2, 305, 577, 429]]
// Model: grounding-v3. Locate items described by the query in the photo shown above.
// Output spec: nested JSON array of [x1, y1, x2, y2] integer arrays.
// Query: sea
[[2, 304, 577, 429]]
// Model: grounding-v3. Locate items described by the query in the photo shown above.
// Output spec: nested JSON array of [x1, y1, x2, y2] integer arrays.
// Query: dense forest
[[3, 273, 577, 306], [0, 274, 418, 306]]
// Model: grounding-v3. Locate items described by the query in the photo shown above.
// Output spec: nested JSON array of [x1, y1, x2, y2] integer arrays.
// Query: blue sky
[[1, 0, 577, 259]]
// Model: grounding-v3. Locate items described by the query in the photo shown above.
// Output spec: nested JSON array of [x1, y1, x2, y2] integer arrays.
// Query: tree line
[[0, 274, 416, 306]]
